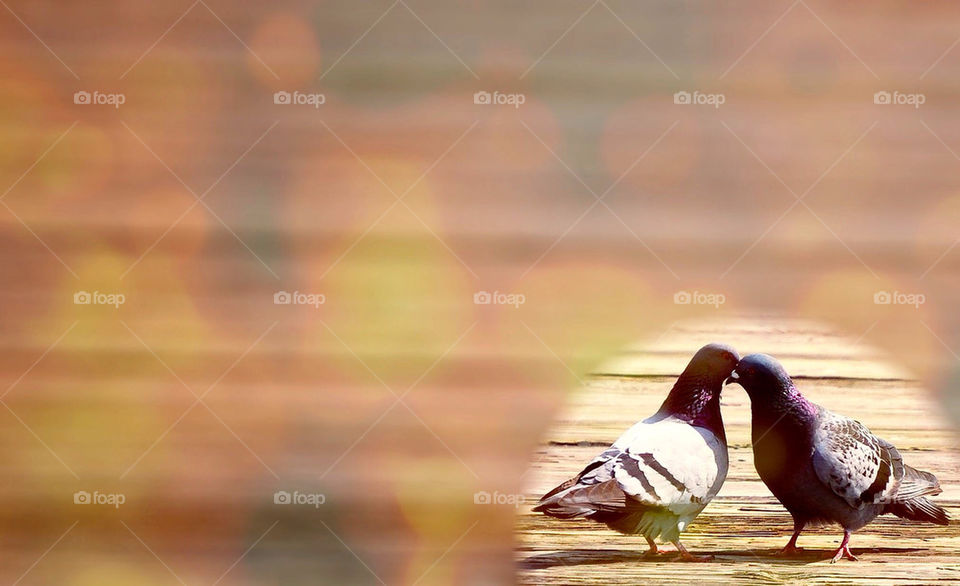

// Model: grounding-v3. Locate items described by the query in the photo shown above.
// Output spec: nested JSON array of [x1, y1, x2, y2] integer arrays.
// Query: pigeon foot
[[643, 537, 678, 557], [829, 531, 858, 563], [774, 545, 805, 557], [672, 540, 713, 562], [678, 551, 714, 562], [829, 545, 858, 563], [776, 523, 806, 557], [643, 547, 678, 557]]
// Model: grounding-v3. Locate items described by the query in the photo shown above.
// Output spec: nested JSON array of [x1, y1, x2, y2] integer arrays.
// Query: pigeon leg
[[672, 540, 713, 562], [644, 536, 659, 556], [775, 520, 806, 556], [829, 530, 858, 563]]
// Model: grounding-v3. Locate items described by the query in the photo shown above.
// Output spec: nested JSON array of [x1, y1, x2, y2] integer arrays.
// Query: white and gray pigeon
[[533, 343, 739, 562], [726, 353, 949, 562]]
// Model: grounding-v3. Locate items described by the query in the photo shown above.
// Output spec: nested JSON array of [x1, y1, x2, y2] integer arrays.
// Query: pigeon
[[533, 343, 740, 562], [726, 353, 949, 562]]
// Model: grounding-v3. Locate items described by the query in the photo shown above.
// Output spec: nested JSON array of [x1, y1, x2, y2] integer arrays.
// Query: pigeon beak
[[725, 371, 740, 386]]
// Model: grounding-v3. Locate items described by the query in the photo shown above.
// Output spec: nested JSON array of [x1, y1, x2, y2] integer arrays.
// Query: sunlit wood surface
[[519, 318, 960, 584], [2, 1, 960, 584]]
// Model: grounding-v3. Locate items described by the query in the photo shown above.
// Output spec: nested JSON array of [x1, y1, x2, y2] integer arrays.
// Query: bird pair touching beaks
[[533, 344, 949, 563]]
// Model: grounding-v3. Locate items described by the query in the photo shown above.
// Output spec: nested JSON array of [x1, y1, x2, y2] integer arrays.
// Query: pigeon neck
[[753, 383, 817, 425], [658, 374, 725, 439]]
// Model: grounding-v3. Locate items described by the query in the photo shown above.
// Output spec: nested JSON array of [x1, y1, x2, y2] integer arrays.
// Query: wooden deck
[[518, 318, 960, 585], [4, 1, 960, 584]]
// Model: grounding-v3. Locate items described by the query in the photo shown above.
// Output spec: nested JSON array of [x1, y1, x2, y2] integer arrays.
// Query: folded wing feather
[[537, 417, 726, 517], [812, 410, 941, 509]]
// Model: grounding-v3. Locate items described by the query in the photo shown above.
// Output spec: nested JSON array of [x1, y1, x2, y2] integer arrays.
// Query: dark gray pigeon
[[727, 353, 949, 562], [533, 343, 739, 562]]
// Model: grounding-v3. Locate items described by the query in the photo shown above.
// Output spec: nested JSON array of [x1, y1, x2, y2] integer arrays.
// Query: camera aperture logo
[[674, 290, 725, 308], [873, 290, 925, 308], [673, 90, 725, 108], [74, 290, 125, 308], [274, 90, 326, 109], [274, 490, 325, 508], [473, 290, 525, 308], [74, 490, 125, 508], [873, 91, 924, 108], [473, 91, 525, 108], [73, 90, 126, 109], [274, 290, 325, 308], [474, 490, 525, 508]]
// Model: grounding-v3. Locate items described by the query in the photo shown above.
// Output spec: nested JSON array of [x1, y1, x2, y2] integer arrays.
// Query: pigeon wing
[[811, 410, 906, 508], [539, 446, 620, 502], [536, 418, 726, 516], [610, 418, 727, 509]]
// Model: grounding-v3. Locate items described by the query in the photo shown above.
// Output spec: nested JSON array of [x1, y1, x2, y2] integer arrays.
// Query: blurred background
[[2, 1, 960, 584]]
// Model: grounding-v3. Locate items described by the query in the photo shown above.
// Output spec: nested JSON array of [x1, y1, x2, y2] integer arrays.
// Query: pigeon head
[[685, 343, 741, 384], [657, 343, 739, 433], [724, 353, 794, 401]]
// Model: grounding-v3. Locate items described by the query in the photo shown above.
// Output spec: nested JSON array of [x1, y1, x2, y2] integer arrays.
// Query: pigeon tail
[[886, 497, 950, 526], [895, 465, 942, 500], [531, 502, 586, 519]]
